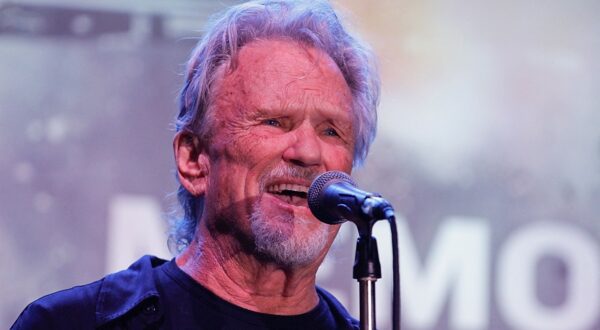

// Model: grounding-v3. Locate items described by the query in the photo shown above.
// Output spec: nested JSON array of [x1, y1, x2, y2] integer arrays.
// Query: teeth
[[267, 183, 308, 194]]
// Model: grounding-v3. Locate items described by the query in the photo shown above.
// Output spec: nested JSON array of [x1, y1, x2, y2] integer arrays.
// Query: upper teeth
[[267, 183, 308, 194]]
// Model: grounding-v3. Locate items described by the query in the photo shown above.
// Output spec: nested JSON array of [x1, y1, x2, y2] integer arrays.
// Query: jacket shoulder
[[11, 279, 102, 329], [12, 255, 167, 329], [316, 286, 360, 330]]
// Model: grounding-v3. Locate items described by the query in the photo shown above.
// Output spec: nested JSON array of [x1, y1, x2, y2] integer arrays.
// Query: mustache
[[258, 165, 319, 192]]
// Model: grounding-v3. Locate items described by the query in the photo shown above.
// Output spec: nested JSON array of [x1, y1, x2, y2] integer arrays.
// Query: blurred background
[[1, 0, 599, 329]]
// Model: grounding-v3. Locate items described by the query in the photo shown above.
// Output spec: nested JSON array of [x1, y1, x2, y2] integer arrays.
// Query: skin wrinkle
[[209, 41, 353, 152], [185, 224, 320, 306], [175, 39, 354, 315]]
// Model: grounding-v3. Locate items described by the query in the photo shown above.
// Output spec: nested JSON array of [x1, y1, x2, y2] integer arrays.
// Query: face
[[199, 39, 354, 267]]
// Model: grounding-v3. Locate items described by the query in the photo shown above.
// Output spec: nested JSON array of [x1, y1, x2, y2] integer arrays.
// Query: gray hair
[[169, 0, 380, 253]]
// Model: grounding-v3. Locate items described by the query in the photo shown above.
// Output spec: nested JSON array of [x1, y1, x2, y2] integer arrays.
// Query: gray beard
[[250, 205, 330, 268]]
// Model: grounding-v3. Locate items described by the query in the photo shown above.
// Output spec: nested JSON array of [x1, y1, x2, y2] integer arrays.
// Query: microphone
[[307, 171, 394, 225]]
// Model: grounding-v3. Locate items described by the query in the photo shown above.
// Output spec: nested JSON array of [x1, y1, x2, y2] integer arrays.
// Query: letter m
[[399, 217, 490, 329]]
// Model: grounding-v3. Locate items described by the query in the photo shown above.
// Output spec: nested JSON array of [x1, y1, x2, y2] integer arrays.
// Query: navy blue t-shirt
[[157, 260, 357, 329]]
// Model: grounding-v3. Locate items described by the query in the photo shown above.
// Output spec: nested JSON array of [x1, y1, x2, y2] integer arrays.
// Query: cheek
[[325, 145, 354, 172], [208, 129, 283, 198], [227, 133, 275, 164], [220, 124, 301, 167], [211, 122, 268, 164]]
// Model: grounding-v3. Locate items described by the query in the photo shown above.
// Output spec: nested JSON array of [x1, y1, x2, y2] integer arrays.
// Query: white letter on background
[[497, 221, 600, 330], [399, 217, 490, 329], [106, 195, 171, 273]]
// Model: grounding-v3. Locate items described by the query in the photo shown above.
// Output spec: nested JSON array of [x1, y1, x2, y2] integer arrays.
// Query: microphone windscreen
[[308, 171, 356, 224]]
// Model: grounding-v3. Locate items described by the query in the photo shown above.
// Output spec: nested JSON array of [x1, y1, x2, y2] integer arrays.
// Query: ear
[[173, 131, 209, 197]]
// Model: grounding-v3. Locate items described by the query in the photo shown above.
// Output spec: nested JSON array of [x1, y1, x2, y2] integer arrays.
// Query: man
[[12, 0, 379, 329]]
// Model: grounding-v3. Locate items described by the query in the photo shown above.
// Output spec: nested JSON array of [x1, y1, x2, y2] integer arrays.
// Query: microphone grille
[[308, 171, 356, 213]]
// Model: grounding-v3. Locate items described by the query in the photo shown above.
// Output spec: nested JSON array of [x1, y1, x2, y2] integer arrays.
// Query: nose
[[282, 123, 322, 167]]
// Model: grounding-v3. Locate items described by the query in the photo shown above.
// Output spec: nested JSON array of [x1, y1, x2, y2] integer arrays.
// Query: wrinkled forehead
[[213, 39, 354, 119], [235, 39, 341, 78]]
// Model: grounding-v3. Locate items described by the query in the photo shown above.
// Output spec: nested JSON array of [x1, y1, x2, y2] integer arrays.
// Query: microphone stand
[[305, 170, 399, 329], [353, 221, 381, 330]]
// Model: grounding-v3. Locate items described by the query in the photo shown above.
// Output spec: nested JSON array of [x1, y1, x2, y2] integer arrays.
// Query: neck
[[175, 224, 322, 315]]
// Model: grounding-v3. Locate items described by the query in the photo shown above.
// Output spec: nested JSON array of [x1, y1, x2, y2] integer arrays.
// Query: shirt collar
[[95, 255, 167, 326]]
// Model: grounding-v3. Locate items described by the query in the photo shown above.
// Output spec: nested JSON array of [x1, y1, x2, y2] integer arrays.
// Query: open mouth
[[266, 183, 308, 206]]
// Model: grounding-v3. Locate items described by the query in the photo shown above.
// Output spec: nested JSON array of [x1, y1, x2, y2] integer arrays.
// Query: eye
[[324, 127, 340, 137], [262, 118, 281, 127]]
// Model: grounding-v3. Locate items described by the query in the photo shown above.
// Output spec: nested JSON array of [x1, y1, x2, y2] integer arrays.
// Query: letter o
[[497, 221, 599, 330]]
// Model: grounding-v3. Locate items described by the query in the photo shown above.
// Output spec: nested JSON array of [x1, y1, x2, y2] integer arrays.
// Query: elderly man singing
[[13, 0, 379, 329]]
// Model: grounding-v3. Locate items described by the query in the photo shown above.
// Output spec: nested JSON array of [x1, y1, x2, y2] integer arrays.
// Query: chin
[[249, 202, 330, 268]]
